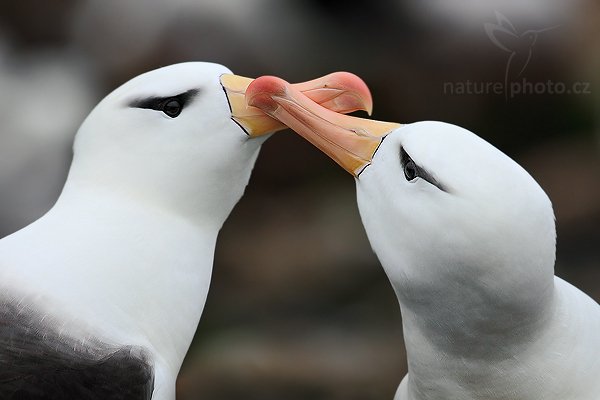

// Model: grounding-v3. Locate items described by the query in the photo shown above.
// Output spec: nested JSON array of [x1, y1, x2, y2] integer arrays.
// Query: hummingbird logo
[[484, 12, 558, 95]]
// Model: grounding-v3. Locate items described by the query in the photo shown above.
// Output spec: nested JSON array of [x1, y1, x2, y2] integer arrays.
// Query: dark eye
[[129, 89, 198, 116], [404, 159, 418, 181], [400, 147, 419, 182], [162, 99, 182, 118], [399, 147, 447, 191]]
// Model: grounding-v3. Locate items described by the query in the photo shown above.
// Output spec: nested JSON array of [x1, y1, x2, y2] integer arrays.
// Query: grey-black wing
[[0, 299, 154, 400]]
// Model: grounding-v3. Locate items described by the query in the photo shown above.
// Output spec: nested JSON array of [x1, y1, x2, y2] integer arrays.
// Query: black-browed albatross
[[0, 62, 372, 400], [246, 76, 600, 400]]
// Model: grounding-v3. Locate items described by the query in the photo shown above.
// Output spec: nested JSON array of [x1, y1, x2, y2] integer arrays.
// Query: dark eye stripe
[[400, 147, 447, 192], [128, 89, 199, 110]]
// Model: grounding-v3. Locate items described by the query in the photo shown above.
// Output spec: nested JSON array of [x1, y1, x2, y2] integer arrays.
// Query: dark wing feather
[[0, 298, 154, 400]]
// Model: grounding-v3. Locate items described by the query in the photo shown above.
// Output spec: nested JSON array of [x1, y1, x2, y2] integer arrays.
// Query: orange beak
[[220, 72, 373, 138], [245, 76, 400, 176]]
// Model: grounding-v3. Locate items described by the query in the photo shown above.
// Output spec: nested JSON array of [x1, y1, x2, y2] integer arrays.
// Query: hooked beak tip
[[247, 75, 400, 177], [246, 76, 287, 113]]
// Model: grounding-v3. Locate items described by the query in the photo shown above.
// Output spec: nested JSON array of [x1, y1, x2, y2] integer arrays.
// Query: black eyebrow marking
[[400, 147, 448, 192], [128, 89, 200, 110]]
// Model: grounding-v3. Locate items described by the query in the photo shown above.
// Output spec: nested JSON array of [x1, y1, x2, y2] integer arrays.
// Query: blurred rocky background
[[0, 1, 598, 398]]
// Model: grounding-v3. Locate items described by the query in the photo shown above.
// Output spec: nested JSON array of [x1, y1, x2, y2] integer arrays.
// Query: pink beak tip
[[328, 71, 373, 115], [246, 76, 289, 112]]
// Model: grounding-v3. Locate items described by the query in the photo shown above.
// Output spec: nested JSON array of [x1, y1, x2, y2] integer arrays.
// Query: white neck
[[0, 178, 220, 377], [396, 257, 555, 355], [397, 282, 553, 399], [65, 146, 247, 232], [392, 263, 600, 400]]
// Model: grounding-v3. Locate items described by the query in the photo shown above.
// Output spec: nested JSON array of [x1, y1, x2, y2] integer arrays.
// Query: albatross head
[[246, 76, 556, 318], [353, 122, 556, 299], [69, 62, 261, 227], [66, 62, 371, 228]]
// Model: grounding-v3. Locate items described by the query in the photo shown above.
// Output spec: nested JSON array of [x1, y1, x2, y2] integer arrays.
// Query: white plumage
[[0, 62, 372, 400], [0, 62, 266, 399], [245, 76, 600, 400], [358, 122, 600, 400]]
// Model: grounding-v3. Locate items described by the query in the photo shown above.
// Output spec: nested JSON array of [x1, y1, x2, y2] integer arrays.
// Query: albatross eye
[[404, 159, 418, 181], [129, 89, 198, 117], [163, 99, 182, 118], [400, 147, 447, 191]]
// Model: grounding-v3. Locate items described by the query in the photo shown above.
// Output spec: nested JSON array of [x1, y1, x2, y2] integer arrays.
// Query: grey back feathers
[[0, 296, 154, 400]]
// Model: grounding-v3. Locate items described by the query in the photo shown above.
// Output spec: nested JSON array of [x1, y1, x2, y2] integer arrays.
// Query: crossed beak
[[220, 72, 374, 138], [244, 76, 400, 177]]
